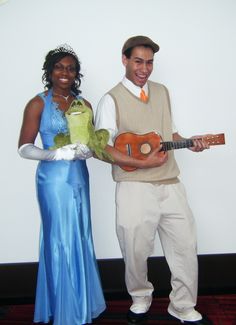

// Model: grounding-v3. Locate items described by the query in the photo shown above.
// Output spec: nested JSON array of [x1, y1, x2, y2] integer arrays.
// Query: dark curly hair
[[42, 45, 83, 95]]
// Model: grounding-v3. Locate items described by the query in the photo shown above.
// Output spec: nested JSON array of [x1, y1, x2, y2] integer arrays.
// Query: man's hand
[[189, 135, 210, 152], [140, 146, 168, 168]]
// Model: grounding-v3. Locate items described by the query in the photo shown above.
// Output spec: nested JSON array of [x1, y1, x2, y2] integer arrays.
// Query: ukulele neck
[[161, 139, 194, 151]]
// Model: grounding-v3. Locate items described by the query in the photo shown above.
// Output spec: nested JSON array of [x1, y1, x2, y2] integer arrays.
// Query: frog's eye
[[71, 112, 82, 115]]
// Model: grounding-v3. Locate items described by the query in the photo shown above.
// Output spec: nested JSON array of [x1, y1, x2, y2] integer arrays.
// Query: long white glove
[[75, 143, 93, 160], [18, 143, 93, 161]]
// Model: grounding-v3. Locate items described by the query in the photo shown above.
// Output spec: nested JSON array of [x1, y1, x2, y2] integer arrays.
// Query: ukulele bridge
[[126, 144, 132, 156]]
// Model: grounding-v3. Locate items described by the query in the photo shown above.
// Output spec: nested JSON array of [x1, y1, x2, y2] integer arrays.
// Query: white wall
[[0, 0, 235, 263]]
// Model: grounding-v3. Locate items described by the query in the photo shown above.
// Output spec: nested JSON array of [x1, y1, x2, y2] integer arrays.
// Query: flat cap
[[122, 35, 160, 54]]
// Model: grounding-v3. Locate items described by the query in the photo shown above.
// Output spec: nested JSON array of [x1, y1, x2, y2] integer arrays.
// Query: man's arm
[[104, 143, 168, 169], [173, 132, 210, 152]]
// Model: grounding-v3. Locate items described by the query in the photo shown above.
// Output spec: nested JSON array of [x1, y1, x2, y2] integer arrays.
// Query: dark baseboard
[[0, 254, 235, 304]]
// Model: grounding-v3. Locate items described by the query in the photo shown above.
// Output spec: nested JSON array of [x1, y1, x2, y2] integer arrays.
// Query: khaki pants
[[115, 181, 198, 311]]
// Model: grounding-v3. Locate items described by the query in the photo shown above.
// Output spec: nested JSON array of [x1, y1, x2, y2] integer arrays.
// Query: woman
[[18, 44, 106, 325]]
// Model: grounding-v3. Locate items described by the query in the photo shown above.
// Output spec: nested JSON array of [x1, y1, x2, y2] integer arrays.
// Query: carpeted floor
[[0, 295, 236, 324]]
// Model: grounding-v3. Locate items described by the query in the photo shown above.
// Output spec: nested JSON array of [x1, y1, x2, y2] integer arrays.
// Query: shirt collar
[[122, 77, 148, 97]]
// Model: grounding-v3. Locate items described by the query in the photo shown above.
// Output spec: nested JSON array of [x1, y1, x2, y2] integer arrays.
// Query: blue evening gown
[[33, 89, 106, 325]]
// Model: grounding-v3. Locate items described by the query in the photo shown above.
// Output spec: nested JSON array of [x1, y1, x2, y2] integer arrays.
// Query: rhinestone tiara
[[51, 44, 78, 59]]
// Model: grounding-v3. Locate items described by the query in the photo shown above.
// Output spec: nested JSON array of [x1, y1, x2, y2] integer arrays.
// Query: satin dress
[[33, 90, 106, 325]]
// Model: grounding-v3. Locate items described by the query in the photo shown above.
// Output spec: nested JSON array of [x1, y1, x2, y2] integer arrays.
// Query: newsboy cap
[[122, 35, 160, 54]]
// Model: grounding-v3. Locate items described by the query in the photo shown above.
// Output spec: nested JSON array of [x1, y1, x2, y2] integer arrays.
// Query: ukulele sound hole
[[140, 143, 152, 155]]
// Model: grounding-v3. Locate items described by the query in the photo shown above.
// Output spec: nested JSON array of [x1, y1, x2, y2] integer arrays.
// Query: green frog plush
[[51, 99, 113, 161]]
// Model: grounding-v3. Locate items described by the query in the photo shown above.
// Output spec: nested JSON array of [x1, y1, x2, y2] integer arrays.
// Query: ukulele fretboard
[[161, 139, 194, 151]]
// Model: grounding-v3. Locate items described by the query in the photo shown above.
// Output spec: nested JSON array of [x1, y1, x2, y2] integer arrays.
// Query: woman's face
[[51, 55, 77, 91]]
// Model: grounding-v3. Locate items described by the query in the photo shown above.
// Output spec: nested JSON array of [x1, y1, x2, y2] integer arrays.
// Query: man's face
[[122, 46, 154, 87]]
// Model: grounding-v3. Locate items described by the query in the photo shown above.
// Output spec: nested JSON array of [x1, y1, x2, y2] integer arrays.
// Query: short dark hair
[[123, 44, 154, 59], [42, 45, 83, 95]]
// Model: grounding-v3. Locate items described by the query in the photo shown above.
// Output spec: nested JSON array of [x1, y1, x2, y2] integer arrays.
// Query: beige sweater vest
[[109, 81, 180, 183]]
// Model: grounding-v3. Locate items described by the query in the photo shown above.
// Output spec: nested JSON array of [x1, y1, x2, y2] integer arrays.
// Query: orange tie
[[140, 89, 148, 102]]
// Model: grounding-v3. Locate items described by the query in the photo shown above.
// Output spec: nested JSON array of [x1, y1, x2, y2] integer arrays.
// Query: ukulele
[[114, 132, 225, 171]]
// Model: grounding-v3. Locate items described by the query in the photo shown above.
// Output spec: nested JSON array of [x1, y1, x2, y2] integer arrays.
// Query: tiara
[[51, 44, 78, 59]]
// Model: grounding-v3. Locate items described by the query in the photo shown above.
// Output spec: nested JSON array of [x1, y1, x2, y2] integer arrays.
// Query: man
[[95, 35, 212, 324]]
